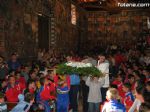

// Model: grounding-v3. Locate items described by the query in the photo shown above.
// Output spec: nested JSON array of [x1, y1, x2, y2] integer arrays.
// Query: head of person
[[29, 70, 37, 80], [58, 75, 65, 86], [142, 69, 149, 78], [37, 73, 45, 78], [106, 88, 119, 101], [8, 75, 16, 85], [98, 55, 105, 63], [133, 70, 141, 81], [40, 77, 50, 86], [128, 74, 135, 84], [116, 73, 125, 82], [122, 83, 131, 93], [47, 69, 55, 80], [0, 92, 5, 103], [127, 68, 133, 74], [66, 56, 72, 62], [15, 71, 21, 80], [11, 53, 17, 62], [18, 94, 25, 102], [24, 93, 34, 104], [90, 76, 99, 83], [146, 81, 150, 92], [135, 80, 145, 89], [1, 80, 7, 88], [133, 63, 139, 70], [24, 65, 30, 73], [33, 67, 39, 74], [9, 70, 15, 76], [27, 80, 36, 90]]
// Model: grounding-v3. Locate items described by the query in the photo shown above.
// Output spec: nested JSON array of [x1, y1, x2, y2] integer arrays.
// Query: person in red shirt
[[40, 77, 56, 101], [53, 75, 70, 89], [114, 51, 125, 67], [127, 74, 135, 91], [47, 69, 70, 89], [15, 71, 26, 91], [23, 80, 36, 95], [124, 67, 133, 83], [5, 75, 23, 102], [112, 73, 125, 98], [38, 77, 56, 112], [122, 83, 135, 111]]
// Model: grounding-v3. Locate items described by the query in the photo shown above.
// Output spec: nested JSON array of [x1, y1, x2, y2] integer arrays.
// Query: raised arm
[[86, 76, 91, 86]]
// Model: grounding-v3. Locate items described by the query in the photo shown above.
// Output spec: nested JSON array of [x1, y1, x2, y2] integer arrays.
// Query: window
[[71, 4, 77, 25]]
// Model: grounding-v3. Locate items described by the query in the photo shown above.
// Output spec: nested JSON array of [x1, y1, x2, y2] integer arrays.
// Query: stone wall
[[86, 10, 150, 52], [0, 0, 87, 58]]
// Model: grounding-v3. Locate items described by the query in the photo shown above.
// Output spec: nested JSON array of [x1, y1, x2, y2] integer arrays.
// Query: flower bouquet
[[56, 61, 103, 77]]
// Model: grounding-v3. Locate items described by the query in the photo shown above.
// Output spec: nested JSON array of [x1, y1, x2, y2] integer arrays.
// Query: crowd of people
[[0, 45, 149, 112]]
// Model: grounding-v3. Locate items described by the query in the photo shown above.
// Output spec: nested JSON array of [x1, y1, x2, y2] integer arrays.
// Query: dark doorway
[[38, 15, 49, 51]]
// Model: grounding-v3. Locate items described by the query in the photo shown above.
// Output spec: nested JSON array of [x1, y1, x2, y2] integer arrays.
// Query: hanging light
[[147, 17, 150, 29]]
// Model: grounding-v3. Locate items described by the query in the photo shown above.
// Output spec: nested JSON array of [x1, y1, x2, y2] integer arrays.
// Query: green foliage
[[56, 63, 103, 77]]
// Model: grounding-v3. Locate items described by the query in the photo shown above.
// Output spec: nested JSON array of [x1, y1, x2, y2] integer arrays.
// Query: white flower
[[65, 61, 92, 68]]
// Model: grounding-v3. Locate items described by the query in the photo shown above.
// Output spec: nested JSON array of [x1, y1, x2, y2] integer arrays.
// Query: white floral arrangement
[[66, 61, 92, 68], [56, 61, 102, 77]]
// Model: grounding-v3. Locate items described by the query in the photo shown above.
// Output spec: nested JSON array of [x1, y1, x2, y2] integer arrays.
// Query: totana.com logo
[[118, 3, 150, 7]]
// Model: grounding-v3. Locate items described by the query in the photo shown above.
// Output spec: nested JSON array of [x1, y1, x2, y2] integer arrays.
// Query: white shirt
[[128, 99, 141, 112], [97, 61, 109, 88], [86, 77, 103, 103]]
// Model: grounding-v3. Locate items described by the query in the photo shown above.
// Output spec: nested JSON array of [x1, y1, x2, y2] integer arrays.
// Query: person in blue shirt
[[57, 76, 69, 112], [102, 88, 126, 112], [69, 74, 80, 112], [7, 53, 21, 71]]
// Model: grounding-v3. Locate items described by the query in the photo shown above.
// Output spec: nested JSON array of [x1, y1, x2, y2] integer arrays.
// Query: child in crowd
[[20, 65, 30, 83], [124, 67, 133, 82], [112, 73, 125, 98], [122, 83, 135, 110], [36, 73, 44, 89], [29, 70, 37, 81], [5, 75, 25, 102], [57, 75, 70, 112], [86, 76, 103, 112], [102, 88, 126, 112], [142, 69, 150, 82], [15, 71, 26, 91], [24, 80, 39, 112], [11, 93, 34, 112], [127, 74, 135, 92], [24, 80, 37, 95], [0, 92, 7, 112], [0, 80, 7, 93], [37, 77, 56, 112]]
